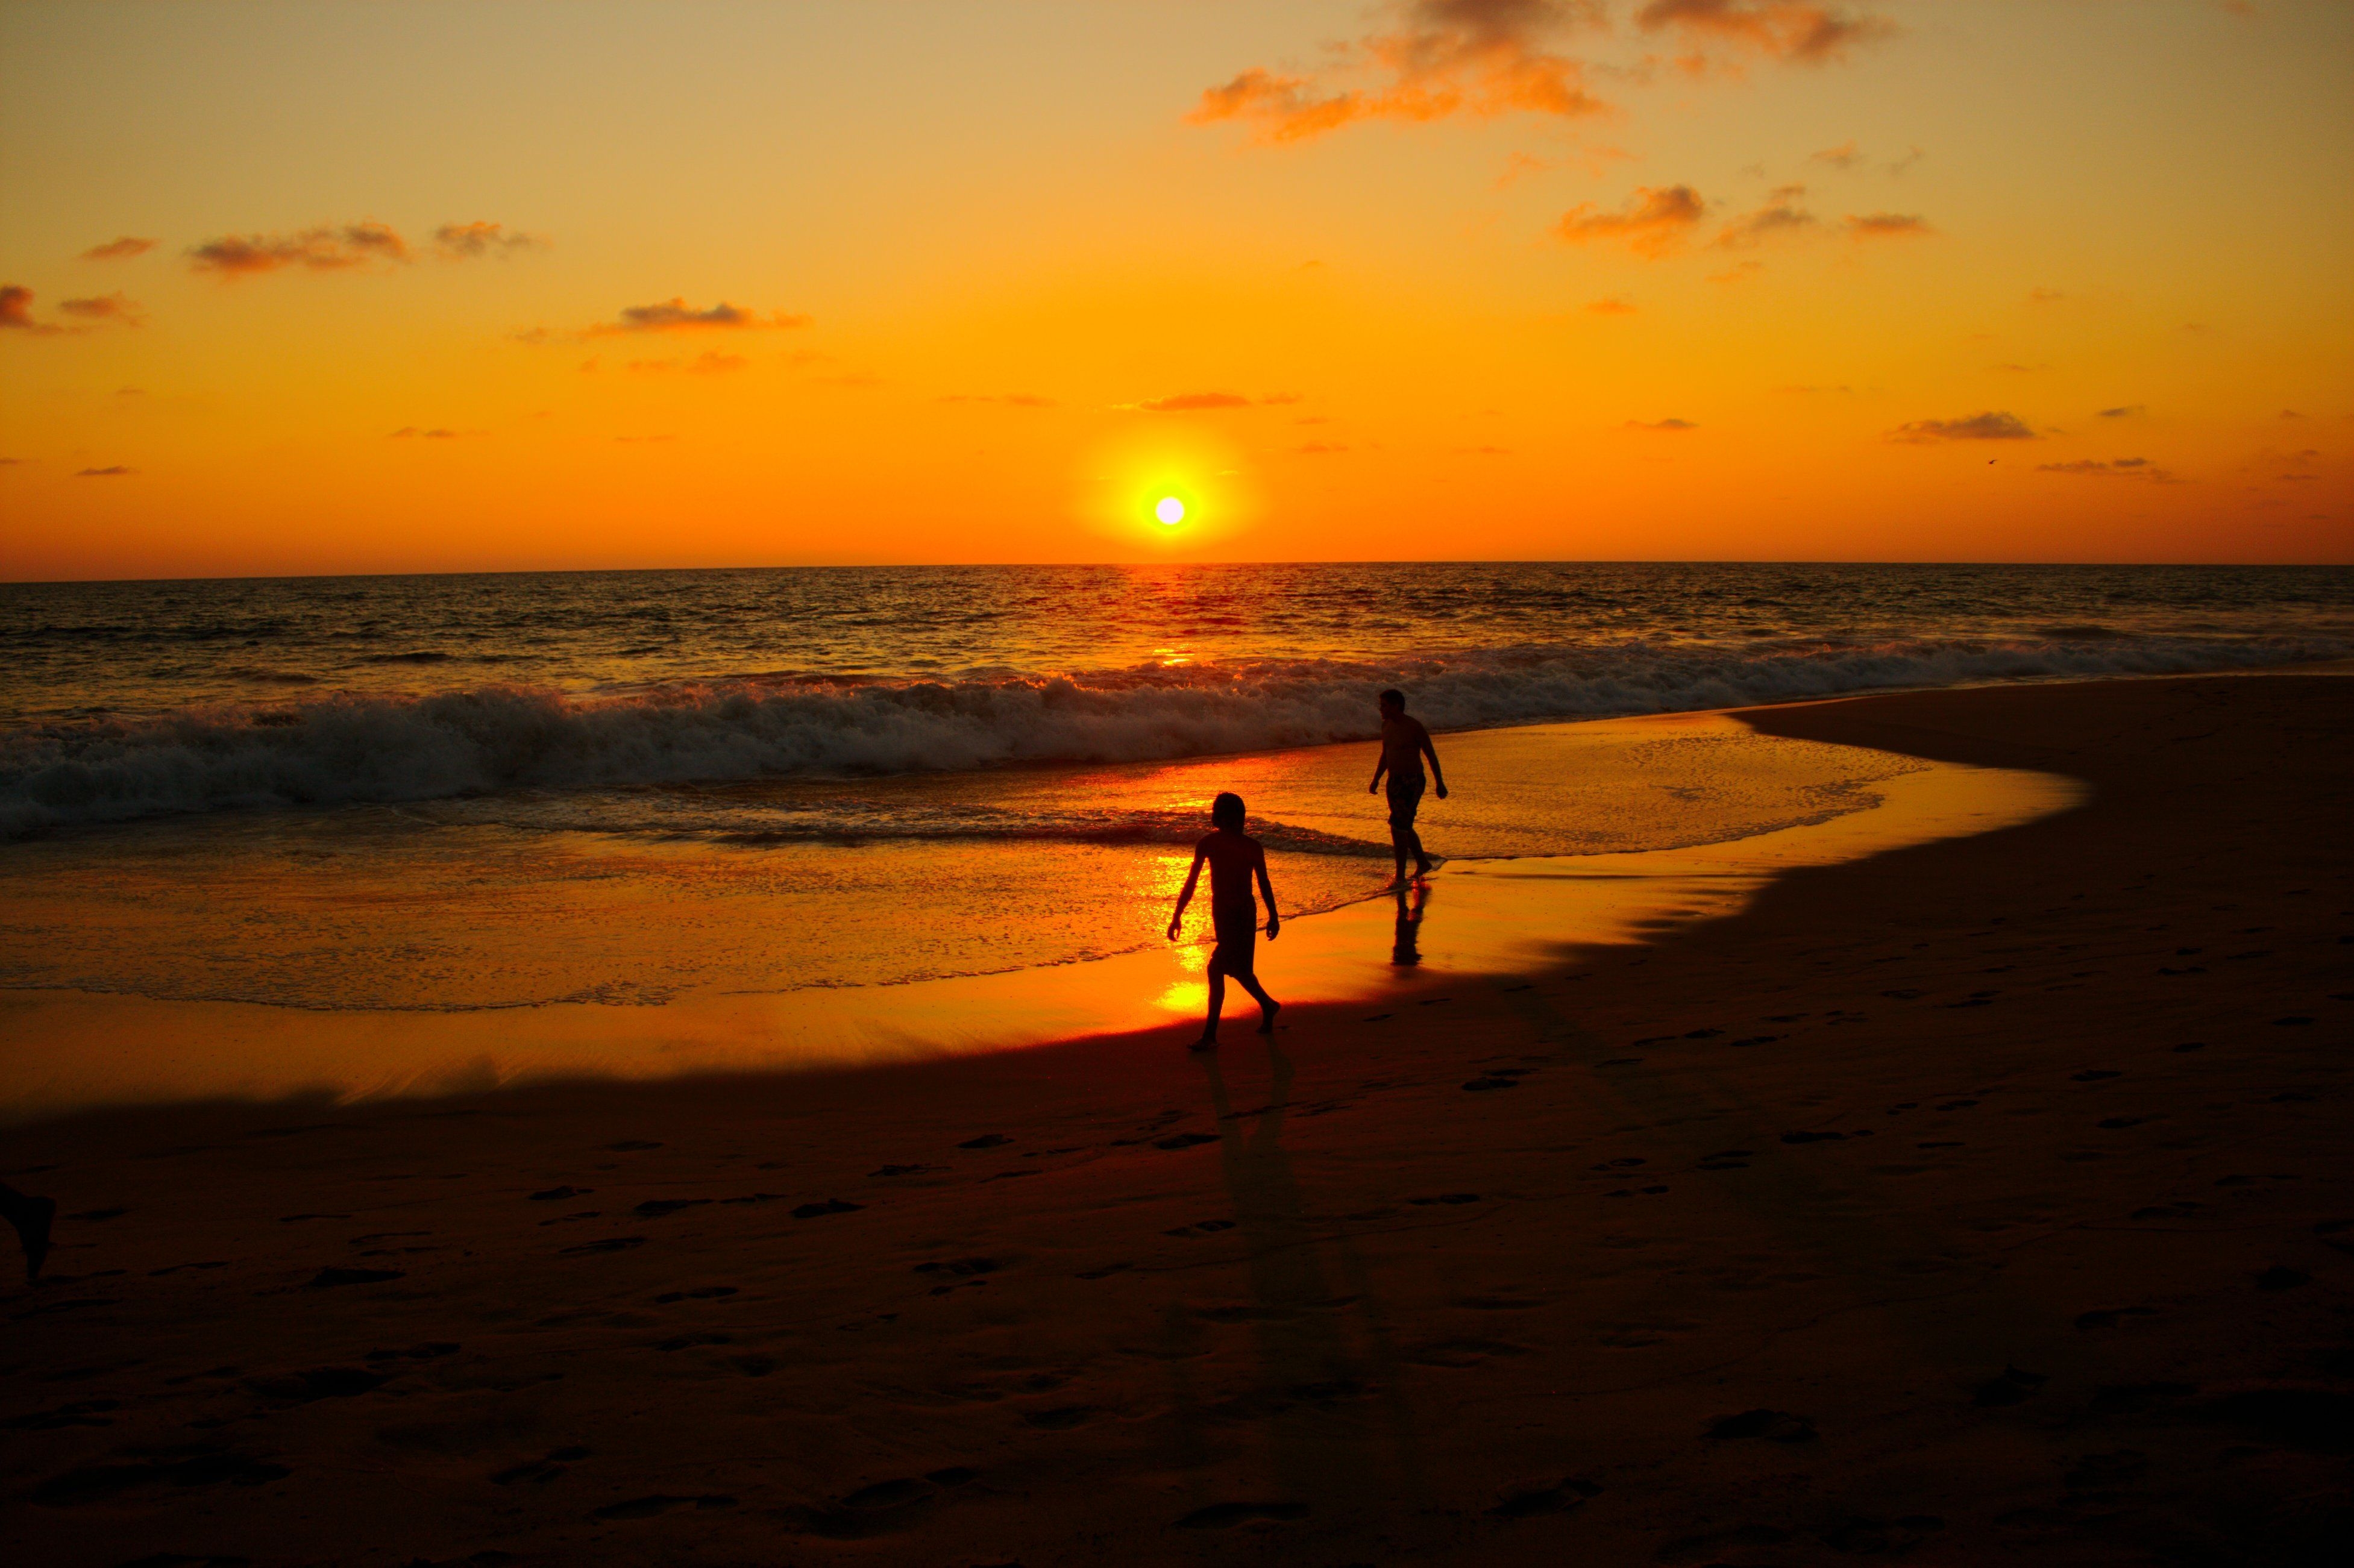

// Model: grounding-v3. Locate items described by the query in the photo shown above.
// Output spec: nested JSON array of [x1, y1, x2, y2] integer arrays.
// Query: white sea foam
[[1, 636, 2337, 836]]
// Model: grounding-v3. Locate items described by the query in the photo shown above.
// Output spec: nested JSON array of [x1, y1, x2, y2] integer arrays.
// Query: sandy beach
[[5, 671, 2349, 1566]]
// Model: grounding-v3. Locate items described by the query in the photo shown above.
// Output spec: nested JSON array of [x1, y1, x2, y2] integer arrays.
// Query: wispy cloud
[[75, 465, 135, 477], [188, 221, 412, 275], [2038, 457, 2177, 482], [1586, 296, 1637, 315], [626, 352, 749, 374], [1627, 417, 1698, 431], [390, 427, 461, 439], [2097, 404, 2146, 419], [1809, 141, 1861, 169], [1890, 412, 2036, 442], [433, 221, 547, 260], [1188, 0, 1609, 143], [79, 236, 157, 262], [1634, 1, 1894, 64], [58, 292, 145, 326], [1295, 441, 1350, 454], [1846, 212, 1932, 239], [596, 299, 811, 333], [1557, 184, 1706, 256], [939, 393, 1057, 407], [1129, 391, 1265, 412], [1713, 187, 1816, 248]]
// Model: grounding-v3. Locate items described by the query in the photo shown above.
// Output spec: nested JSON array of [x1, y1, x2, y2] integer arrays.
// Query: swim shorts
[[1210, 903, 1258, 976], [1386, 773, 1426, 829]]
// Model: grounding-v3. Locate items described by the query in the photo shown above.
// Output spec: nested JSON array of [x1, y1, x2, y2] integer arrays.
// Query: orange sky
[[2, 1, 2349, 579]]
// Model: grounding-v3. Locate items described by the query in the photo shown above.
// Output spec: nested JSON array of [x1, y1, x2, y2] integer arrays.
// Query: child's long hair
[[1211, 792, 1245, 830]]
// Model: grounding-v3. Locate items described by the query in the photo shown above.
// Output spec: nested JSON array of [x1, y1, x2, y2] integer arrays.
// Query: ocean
[[0, 562, 2344, 1110]]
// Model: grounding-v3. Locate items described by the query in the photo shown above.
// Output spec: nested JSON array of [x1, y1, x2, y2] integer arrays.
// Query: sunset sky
[[2, 0, 2348, 579]]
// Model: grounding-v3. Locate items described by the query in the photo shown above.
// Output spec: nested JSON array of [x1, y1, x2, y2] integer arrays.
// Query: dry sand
[[4, 673, 2349, 1566]]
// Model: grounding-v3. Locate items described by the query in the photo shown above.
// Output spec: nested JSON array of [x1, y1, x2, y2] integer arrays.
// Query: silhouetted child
[[1368, 688, 1448, 884], [1167, 792, 1281, 1050], [2, 1182, 55, 1284]]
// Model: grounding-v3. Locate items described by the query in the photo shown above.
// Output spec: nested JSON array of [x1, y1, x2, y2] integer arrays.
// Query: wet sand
[[5, 673, 2350, 1566]]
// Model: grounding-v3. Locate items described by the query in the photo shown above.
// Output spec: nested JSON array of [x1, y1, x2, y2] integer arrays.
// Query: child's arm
[[1420, 724, 1448, 798], [1166, 850, 1206, 941], [1368, 738, 1390, 793], [1255, 851, 1280, 939]]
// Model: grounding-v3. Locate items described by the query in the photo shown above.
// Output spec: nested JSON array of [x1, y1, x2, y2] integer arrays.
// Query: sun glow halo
[[1155, 496, 1185, 525]]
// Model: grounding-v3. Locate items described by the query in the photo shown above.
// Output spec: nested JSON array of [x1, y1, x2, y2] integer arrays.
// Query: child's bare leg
[[1193, 966, 1226, 1050], [1405, 824, 1432, 875], [1234, 972, 1281, 1033]]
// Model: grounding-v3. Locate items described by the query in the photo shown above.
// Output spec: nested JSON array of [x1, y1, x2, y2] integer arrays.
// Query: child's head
[[1211, 792, 1246, 830], [1379, 688, 1405, 715]]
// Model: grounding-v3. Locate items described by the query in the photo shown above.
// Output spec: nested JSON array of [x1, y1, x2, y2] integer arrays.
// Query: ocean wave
[[2, 634, 2338, 836]]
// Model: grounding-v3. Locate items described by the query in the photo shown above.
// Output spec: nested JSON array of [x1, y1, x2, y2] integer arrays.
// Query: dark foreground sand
[[5, 674, 2349, 1567]]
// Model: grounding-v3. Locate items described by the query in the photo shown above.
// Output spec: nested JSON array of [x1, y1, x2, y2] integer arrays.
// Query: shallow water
[[0, 712, 2082, 1121]]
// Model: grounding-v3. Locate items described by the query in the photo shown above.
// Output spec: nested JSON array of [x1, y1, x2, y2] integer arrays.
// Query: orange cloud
[[433, 221, 547, 259], [1586, 296, 1637, 314], [75, 465, 135, 477], [939, 393, 1056, 407], [1, 284, 60, 333], [598, 299, 809, 333], [1809, 141, 1861, 169], [78, 236, 157, 262], [1713, 189, 1816, 248], [1891, 412, 2036, 442], [1847, 212, 1932, 239], [58, 292, 145, 326], [1635, 1, 1893, 63], [1133, 392, 1255, 412], [1188, 0, 1607, 143], [1627, 417, 1698, 430], [188, 221, 412, 275], [2038, 457, 2177, 481], [1557, 185, 1705, 256], [627, 351, 749, 374]]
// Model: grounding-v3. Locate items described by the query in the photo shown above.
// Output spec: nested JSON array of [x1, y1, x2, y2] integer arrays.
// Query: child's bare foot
[[1257, 999, 1281, 1035], [1188, 1033, 1219, 1052]]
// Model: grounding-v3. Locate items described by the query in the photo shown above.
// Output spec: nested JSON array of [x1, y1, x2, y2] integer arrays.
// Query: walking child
[[1367, 688, 1448, 883], [1166, 792, 1281, 1050]]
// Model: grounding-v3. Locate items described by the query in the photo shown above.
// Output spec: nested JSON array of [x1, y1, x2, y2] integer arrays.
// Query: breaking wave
[[2, 634, 2338, 836]]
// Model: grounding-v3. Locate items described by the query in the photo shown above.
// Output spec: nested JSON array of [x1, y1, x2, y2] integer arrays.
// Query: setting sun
[[1155, 496, 1185, 526]]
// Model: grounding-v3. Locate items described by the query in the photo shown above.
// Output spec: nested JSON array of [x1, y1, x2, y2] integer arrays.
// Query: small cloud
[[1713, 193, 1816, 248], [115, 386, 143, 397], [1885, 146, 1924, 176], [1496, 151, 1552, 188], [2097, 405, 2145, 419], [189, 221, 412, 275], [1295, 441, 1349, 454], [1809, 141, 1860, 169], [597, 298, 810, 333], [938, 393, 1056, 407], [1627, 417, 1698, 431], [75, 464, 135, 477], [627, 351, 750, 375], [389, 427, 461, 439], [1890, 411, 2036, 442], [1846, 212, 1932, 239], [1558, 184, 1706, 257], [0, 284, 61, 333], [1636, 1, 1897, 64], [58, 292, 145, 326], [1991, 363, 2043, 375], [2277, 409, 2303, 419], [2037, 457, 2177, 482], [1587, 296, 1637, 315], [1134, 392, 1254, 412], [79, 236, 157, 262], [2027, 287, 2067, 304], [1709, 259, 1766, 283], [433, 221, 547, 260]]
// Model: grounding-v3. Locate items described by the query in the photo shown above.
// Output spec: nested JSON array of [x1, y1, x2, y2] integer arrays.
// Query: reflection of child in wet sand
[[1166, 792, 1281, 1051]]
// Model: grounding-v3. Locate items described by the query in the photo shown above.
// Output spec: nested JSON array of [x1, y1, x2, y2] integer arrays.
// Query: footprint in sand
[[1488, 1476, 1600, 1519], [557, 1237, 645, 1256], [1462, 1077, 1519, 1091], [793, 1199, 863, 1219], [1152, 1132, 1218, 1150], [2075, 1306, 2158, 1332], [956, 1134, 1012, 1150], [1405, 1338, 1529, 1368], [530, 1185, 591, 1201], [633, 1199, 712, 1218], [604, 1141, 662, 1152], [306, 1266, 404, 1287], [1973, 1365, 2049, 1407], [1176, 1501, 1308, 1530], [1408, 1193, 1482, 1206], [590, 1494, 736, 1521], [654, 1286, 739, 1303], [870, 1164, 941, 1177], [1705, 1408, 1816, 1443]]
